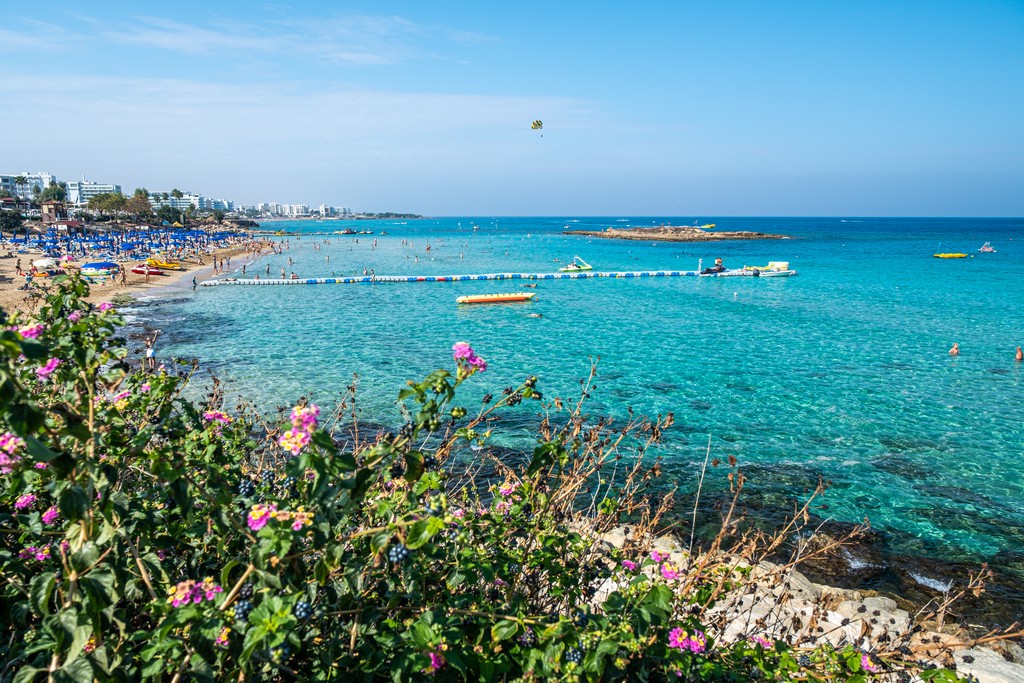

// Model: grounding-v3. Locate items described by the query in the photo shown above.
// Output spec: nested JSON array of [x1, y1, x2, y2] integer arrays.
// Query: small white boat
[[979, 242, 996, 253], [743, 261, 799, 277], [558, 256, 592, 272]]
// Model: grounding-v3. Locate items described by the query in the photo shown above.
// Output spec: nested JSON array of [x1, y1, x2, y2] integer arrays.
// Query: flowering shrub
[[0, 277, 966, 681]]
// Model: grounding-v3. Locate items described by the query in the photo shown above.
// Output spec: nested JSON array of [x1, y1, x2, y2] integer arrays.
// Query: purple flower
[[140, 383, 151, 393], [750, 636, 772, 649], [452, 341, 487, 378], [247, 503, 276, 531], [668, 628, 706, 654], [36, 357, 61, 380], [499, 484, 514, 496], [660, 562, 680, 581], [19, 545, 51, 561], [42, 506, 60, 525], [452, 342, 474, 360], [19, 323, 45, 339], [424, 649, 446, 673], [203, 410, 231, 424], [861, 653, 878, 673], [14, 493, 37, 510], [650, 550, 666, 563], [621, 559, 638, 572], [67, 311, 82, 322], [98, 302, 114, 312]]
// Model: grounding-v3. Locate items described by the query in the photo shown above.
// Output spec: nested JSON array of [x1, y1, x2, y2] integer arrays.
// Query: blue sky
[[2, 1, 1021, 215]]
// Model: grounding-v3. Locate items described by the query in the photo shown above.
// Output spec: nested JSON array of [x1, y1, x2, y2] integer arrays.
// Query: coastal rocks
[[953, 647, 1024, 683], [562, 227, 789, 242], [796, 523, 888, 584]]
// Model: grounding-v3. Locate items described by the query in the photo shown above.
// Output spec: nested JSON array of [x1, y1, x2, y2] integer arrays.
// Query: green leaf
[[490, 619, 519, 642], [405, 517, 445, 550], [30, 572, 56, 616]]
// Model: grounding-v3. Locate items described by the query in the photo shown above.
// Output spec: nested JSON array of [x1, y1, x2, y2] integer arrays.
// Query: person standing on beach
[[192, 276, 197, 291], [949, 343, 959, 356]]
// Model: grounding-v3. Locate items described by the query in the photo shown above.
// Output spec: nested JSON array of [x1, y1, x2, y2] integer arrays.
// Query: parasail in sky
[[531, 120, 543, 130]]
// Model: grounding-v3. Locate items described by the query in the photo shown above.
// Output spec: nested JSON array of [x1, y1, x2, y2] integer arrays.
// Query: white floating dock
[[200, 270, 703, 286]]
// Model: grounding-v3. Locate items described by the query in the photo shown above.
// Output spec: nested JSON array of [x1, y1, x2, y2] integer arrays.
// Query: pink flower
[[19, 545, 51, 561], [42, 506, 60, 525], [14, 493, 37, 510], [668, 627, 707, 654], [499, 485, 514, 496], [247, 503, 277, 531], [19, 323, 45, 339], [425, 649, 446, 673], [215, 627, 231, 647], [167, 577, 222, 608], [140, 383, 151, 393], [452, 342, 474, 360], [650, 550, 666, 563], [112, 390, 131, 402], [36, 357, 61, 380], [621, 560, 638, 571], [98, 302, 114, 312], [290, 404, 320, 431], [452, 508, 465, 518], [452, 341, 487, 379], [750, 636, 772, 649], [0, 432, 25, 473], [279, 427, 310, 456], [203, 410, 231, 424], [861, 653, 878, 673], [660, 562, 680, 581], [67, 311, 82, 322]]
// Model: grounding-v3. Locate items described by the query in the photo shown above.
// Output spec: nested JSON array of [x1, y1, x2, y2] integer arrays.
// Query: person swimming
[[1016, 346, 1022, 362], [949, 343, 959, 356]]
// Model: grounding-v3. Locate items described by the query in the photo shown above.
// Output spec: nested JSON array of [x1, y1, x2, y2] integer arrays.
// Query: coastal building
[[67, 180, 122, 206], [0, 171, 57, 199], [148, 192, 202, 211], [40, 200, 67, 224]]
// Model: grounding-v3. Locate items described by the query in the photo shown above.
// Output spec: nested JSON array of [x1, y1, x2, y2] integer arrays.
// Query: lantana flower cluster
[[278, 403, 319, 456], [0, 432, 26, 473], [167, 577, 223, 608], [668, 627, 707, 654], [452, 342, 487, 379], [36, 358, 61, 380], [246, 503, 314, 532]]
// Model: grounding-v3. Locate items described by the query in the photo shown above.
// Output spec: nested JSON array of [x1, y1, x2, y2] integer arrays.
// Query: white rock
[[954, 647, 1024, 683]]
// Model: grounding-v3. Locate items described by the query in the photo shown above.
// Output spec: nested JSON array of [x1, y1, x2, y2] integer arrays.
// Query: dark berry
[[565, 646, 584, 665], [573, 610, 589, 628], [390, 461, 405, 477], [517, 628, 538, 648], [797, 655, 811, 667], [423, 455, 437, 470], [260, 470, 275, 486], [387, 543, 410, 564], [233, 600, 253, 621], [238, 480, 256, 497], [294, 601, 312, 620], [238, 582, 254, 600]]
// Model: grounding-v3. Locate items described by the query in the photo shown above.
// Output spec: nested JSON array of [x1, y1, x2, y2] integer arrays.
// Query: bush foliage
[[0, 277, 964, 682]]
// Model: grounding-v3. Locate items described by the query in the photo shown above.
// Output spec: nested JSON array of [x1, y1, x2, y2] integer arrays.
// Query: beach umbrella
[[33, 258, 57, 268]]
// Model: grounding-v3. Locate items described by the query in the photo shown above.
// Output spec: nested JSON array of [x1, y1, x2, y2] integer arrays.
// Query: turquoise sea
[[129, 217, 1024, 595]]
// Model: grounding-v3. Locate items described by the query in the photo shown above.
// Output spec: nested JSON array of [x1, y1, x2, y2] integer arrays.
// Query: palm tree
[[13, 175, 26, 207]]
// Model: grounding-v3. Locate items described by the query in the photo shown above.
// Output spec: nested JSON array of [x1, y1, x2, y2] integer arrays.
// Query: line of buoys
[[200, 270, 702, 287]]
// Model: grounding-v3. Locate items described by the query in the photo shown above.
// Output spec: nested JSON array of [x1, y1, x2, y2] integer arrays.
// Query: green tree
[[124, 194, 154, 220], [87, 192, 127, 215], [0, 209, 24, 235], [155, 204, 182, 224], [133, 187, 149, 198], [13, 175, 26, 201], [171, 188, 183, 199], [211, 209, 225, 223], [39, 181, 67, 203]]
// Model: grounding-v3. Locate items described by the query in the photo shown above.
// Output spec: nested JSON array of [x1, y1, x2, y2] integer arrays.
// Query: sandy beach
[[0, 240, 262, 315]]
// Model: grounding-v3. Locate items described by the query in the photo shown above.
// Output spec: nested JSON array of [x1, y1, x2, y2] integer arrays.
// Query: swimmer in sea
[[949, 343, 959, 356], [1016, 346, 1022, 362], [528, 313, 542, 318]]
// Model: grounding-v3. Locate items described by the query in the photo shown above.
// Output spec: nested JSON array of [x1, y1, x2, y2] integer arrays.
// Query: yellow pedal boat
[[147, 258, 182, 270]]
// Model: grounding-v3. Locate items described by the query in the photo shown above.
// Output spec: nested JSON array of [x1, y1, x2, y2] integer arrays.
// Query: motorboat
[[700, 268, 760, 278], [456, 292, 537, 305], [742, 261, 798, 277], [558, 256, 592, 272], [978, 242, 996, 253]]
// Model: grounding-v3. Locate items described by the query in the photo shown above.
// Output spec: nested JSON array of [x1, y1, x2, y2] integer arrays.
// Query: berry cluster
[[233, 600, 253, 621], [387, 544, 410, 564], [294, 601, 312, 620], [238, 480, 256, 497], [573, 610, 589, 628], [260, 470, 276, 487], [238, 582, 254, 600], [517, 628, 538, 648], [565, 646, 585, 665], [423, 455, 438, 470]]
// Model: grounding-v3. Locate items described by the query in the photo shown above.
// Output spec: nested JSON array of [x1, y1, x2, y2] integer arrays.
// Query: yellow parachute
[[531, 120, 543, 130]]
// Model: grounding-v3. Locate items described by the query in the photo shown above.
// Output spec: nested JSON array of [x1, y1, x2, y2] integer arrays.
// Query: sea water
[[129, 217, 1024, 571]]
